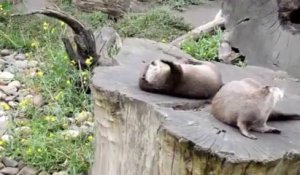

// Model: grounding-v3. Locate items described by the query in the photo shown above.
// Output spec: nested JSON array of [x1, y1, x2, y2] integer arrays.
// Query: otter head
[[140, 59, 171, 90], [260, 86, 284, 106]]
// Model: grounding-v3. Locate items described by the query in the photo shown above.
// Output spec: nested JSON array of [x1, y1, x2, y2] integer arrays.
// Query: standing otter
[[211, 78, 285, 140], [139, 59, 223, 99]]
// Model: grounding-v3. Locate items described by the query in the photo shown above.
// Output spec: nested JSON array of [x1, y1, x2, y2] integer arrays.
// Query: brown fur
[[211, 78, 283, 140], [139, 59, 223, 99]]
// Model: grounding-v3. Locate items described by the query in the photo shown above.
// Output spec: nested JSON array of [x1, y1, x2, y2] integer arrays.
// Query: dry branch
[[12, 7, 120, 69], [170, 9, 225, 48]]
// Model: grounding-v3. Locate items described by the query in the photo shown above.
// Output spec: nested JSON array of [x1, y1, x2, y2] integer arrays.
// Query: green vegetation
[[115, 7, 191, 42], [0, 6, 93, 174], [0, 2, 193, 174], [168, 0, 205, 10], [181, 27, 222, 61]]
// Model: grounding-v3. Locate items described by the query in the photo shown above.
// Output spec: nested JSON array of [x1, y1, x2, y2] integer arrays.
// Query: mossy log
[[91, 38, 300, 175], [222, 0, 300, 79]]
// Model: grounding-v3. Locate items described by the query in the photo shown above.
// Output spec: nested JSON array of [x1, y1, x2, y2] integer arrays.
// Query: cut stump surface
[[91, 38, 300, 175]]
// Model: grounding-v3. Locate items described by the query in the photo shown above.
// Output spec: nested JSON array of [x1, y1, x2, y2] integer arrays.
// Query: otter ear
[[262, 86, 271, 94]]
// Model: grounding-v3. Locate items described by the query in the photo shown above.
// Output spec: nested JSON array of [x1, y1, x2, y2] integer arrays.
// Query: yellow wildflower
[[49, 133, 54, 138], [186, 46, 191, 52], [81, 71, 88, 76], [43, 22, 49, 30], [85, 56, 93, 66], [20, 139, 26, 144], [161, 39, 167, 43], [0, 102, 10, 111], [50, 28, 56, 34], [19, 99, 31, 108], [0, 5, 3, 11], [62, 123, 68, 129], [71, 60, 76, 65], [44, 115, 56, 122], [36, 71, 44, 77], [26, 148, 33, 155], [54, 91, 63, 100], [50, 116, 56, 122], [66, 80, 71, 85], [0, 140, 4, 146], [31, 40, 38, 48], [87, 135, 93, 142], [63, 55, 68, 60], [60, 21, 65, 26], [37, 148, 42, 153]]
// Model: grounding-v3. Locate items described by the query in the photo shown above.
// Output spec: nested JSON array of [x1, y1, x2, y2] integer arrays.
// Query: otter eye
[[151, 62, 156, 66]]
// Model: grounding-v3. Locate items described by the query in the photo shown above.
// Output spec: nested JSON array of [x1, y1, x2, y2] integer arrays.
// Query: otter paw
[[269, 128, 281, 134], [241, 133, 257, 140]]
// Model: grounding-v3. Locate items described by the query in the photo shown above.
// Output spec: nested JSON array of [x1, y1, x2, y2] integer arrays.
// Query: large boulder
[[91, 38, 300, 175]]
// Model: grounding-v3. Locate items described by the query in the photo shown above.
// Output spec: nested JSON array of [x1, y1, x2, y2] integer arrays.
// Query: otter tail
[[268, 110, 300, 121]]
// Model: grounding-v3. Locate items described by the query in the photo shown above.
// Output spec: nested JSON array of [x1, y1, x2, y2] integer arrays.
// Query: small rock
[[1, 135, 13, 142], [0, 72, 14, 82], [14, 54, 26, 61], [38, 171, 49, 175], [0, 85, 17, 95], [2, 157, 18, 167], [15, 126, 32, 137], [0, 167, 19, 175], [17, 161, 25, 170], [18, 166, 38, 175], [8, 81, 21, 89], [0, 162, 4, 169], [27, 61, 38, 68], [0, 92, 6, 100], [5, 96, 17, 102], [8, 101, 17, 108], [0, 49, 13, 56], [75, 111, 93, 125], [61, 130, 80, 139], [14, 60, 28, 69], [32, 94, 44, 107], [0, 110, 4, 116], [52, 171, 68, 175], [3, 53, 16, 63]]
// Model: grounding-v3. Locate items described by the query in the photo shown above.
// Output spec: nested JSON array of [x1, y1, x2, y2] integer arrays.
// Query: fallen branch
[[170, 9, 225, 48], [11, 7, 121, 69]]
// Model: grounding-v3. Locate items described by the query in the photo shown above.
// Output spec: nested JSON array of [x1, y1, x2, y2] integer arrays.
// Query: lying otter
[[211, 78, 286, 140], [139, 59, 223, 99]]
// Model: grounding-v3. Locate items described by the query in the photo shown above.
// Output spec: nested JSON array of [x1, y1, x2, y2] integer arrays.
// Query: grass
[[0, 2, 193, 174], [0, 5, 94, 174], [115, 6, 191, 42], [181, 27, 223, 61], [167, 0, 205, 10]]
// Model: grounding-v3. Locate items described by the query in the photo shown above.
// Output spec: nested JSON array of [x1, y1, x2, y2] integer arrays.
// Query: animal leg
[[252, 124, 281, 134], [237, 120, 257, 140]]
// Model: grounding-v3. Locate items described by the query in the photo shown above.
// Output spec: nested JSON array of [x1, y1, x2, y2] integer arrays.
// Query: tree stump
[[221, 0, 300, 79], [91, 38, 300, 175]]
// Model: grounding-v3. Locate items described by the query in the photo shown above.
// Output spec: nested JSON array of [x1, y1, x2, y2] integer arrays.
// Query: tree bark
[[221, 0, 300, 79]]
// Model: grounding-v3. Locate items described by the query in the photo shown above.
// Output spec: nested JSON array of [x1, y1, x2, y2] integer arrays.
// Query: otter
[[139, 59, 223, 99], [211, 78, 286, 140]]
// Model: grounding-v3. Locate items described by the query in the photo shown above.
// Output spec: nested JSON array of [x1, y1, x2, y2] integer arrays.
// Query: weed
[[181, 27, 222, 61], [0, 7, 93, 174]]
